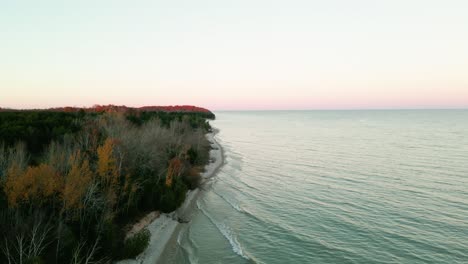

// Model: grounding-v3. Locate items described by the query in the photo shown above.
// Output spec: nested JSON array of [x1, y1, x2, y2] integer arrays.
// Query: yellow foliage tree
[[97, 139, 118, 184], [166, 158, 182, 187], [5, 163, 62, 207], [3, 162, 24, 206], [97, 138, 120, 207], [62, 151, 93, 210]]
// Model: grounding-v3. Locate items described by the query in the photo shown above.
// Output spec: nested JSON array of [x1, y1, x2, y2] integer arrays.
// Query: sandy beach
[[116, 130, 224, 264]]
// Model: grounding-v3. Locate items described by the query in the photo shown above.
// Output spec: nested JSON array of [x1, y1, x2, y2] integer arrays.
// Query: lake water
[[175, 110, 468, 263]]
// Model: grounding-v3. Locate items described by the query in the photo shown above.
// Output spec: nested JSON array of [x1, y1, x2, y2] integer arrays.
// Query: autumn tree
[[2, 161, 24, 206], [4, 163, 62, 207], [165, 158, 182, 188], [97, 138, 120, 209], [62, 151, 93, 211], [0, 109, 214, 263]]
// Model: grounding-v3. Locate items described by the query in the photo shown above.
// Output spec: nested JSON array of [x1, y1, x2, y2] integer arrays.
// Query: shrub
[[159, 190, 176, 213], [121, 228, 150, 259], [187, 147, 198, 164], [159, 179, 188, 213]]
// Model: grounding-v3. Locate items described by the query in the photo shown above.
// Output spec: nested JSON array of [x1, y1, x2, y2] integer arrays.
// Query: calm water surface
[[175, 110, 468, 263]]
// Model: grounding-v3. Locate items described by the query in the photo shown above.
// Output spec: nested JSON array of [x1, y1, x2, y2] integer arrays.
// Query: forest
[[0, 106, 215, 263]]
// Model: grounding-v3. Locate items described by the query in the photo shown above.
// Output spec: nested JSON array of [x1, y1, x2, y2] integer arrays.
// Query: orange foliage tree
[[165, 158, 182, 187], [62, 151, 93, 210], [4, 163, 62, 207], [97, 138, 120, 207]]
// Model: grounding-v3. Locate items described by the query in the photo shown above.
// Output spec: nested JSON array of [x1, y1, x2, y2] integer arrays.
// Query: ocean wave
[[176, 228, 190, 263], [177, 228, 184, 245], [217, 222, 250, 260], [197, 200, 251, 260], [211, 189, 243, 212], [177, 225, 200, 264], [220, 172, 261, 193], [185, 111, 468, 263], [188, 224, 199, 253]]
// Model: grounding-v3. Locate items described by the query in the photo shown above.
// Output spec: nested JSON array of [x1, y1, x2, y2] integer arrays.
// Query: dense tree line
[[0, 110, 214, 263], [0, 111, 86, 156]]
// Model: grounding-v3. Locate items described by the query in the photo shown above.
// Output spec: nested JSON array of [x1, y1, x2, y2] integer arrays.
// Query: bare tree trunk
[[1, 238, 13, 264], [55, 217, 63, 264]]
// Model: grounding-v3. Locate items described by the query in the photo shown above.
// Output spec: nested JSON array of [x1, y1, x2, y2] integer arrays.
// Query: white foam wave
[[197, 202, 250, 260], [217, 222, 250, 260], [177, 228, 184, 245], [177, 225, 199, 264]]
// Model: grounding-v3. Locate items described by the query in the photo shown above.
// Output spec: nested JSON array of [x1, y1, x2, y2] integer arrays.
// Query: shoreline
[[116, 129, 224, 264]]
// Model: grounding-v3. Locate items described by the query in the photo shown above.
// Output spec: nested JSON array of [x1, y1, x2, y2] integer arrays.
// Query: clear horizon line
[[213, 107, 468, 111], [1, 106, 467, 112]]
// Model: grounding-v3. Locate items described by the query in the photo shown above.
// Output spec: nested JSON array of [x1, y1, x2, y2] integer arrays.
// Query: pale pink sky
[[1, 0, 467, 110]]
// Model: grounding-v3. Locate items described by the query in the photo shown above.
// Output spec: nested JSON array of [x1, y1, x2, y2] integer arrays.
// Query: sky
[[1, 0, 467, 110]]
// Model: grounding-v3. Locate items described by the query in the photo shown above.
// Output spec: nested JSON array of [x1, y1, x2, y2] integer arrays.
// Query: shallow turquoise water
[[176, 110, 468, 263]]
